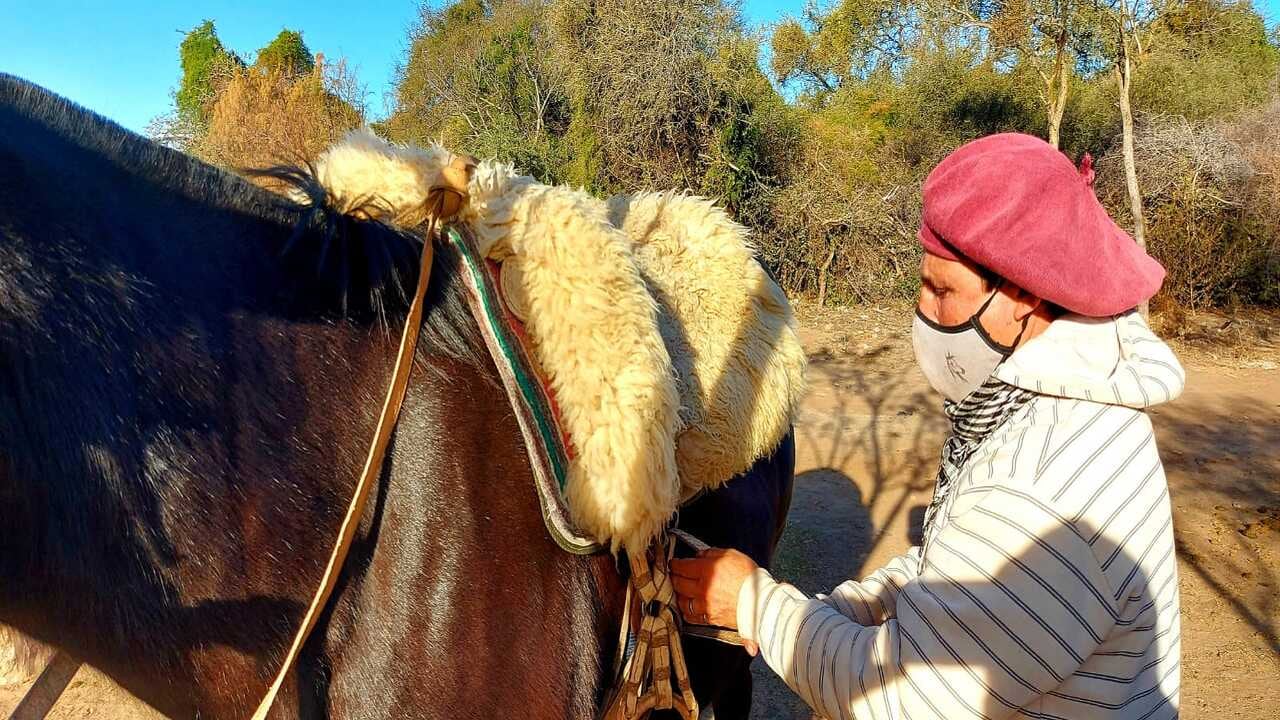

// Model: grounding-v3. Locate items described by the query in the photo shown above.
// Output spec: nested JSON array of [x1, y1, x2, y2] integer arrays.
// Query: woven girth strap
[[604, 534, 699, 720]]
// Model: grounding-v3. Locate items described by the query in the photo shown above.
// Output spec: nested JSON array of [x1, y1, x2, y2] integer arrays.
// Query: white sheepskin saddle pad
[[311, 131, 807, 552]]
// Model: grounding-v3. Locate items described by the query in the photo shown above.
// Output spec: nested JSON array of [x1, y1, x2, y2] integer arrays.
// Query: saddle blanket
[[311, 130, 807, 553]]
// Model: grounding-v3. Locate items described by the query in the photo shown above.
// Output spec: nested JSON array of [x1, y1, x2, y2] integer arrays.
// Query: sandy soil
[[3, 302, 1277, 719]]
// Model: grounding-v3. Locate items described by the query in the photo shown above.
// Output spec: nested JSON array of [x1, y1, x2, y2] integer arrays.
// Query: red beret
[[917, 133, 1164, 317]]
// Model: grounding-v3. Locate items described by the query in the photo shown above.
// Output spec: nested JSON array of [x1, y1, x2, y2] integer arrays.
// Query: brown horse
[[0, 74, 794, 719]]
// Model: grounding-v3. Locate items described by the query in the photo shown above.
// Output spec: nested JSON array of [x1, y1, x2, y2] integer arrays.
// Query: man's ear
[[1003, 283, 1044, 321]]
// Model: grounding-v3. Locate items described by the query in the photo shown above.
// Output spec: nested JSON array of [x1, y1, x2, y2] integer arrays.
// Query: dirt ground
[[3, 302, 1277, 719]]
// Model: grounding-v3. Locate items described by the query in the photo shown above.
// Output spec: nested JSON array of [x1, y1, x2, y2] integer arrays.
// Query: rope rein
[[250, 191, 446, 720]]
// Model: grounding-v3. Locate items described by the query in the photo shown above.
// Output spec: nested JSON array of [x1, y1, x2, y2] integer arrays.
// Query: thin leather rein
[[250, 191, 445, 719]]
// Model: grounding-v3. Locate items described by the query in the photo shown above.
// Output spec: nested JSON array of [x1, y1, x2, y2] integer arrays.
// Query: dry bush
[[1229, 98, 1280, 306], [1228, 98, 1280, 227], [194, 58, 364, 187], [764, 182, 922, 305], [1096, 108, 1279, 308], [761, 126, 924, 305]]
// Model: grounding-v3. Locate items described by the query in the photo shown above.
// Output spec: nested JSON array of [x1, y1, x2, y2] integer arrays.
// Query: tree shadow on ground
[[772, 468, 873, 598], [1150, 394, 1280, 656], [791, 344, 948, 573]]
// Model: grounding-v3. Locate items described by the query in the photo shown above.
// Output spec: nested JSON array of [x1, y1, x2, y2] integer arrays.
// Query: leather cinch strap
[[668, 528, 748, 647], [250, 199, 443, 720], [5, 651, 81, 720]]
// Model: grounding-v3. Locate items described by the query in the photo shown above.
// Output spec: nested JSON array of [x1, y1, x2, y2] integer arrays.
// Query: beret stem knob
[[1078, 153, 1096, 186]]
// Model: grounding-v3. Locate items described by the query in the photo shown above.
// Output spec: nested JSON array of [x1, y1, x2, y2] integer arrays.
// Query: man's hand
[[670, 548, 760, 656]]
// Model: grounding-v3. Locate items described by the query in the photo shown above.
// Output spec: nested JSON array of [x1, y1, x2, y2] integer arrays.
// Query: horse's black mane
[[0, 73, 487, 371], [251, 162, 492, 373]]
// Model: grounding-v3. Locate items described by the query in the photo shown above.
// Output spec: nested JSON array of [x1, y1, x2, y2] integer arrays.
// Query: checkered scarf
[[921, 376, 1036, 546]]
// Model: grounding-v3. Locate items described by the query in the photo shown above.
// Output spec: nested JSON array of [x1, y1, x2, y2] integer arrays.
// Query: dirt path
[[3, 303, 1277, 719]]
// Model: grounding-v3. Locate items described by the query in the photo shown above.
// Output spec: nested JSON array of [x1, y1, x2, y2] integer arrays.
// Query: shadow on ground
[[748, 348, 946, 719], [1153, 393, 1280, 658]]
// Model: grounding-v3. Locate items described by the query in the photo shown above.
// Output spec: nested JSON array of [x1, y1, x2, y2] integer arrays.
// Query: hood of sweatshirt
[[995, 311, 1185, 409]]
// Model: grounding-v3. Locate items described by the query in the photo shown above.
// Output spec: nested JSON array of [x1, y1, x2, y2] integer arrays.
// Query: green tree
[[388, 0, 570, 180], [387, 0, 790, 200], [175, 20, 243, 128], [769, 0, 920, 98], [701, 36, 801, 222], [375, 0, 1280, 309], [255, 29, 316, 76], [1130, 0, 1280, 119], [925, 0, 1103, 149]]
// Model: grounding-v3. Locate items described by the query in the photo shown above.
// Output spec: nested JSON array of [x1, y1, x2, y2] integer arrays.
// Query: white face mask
[[911, 289, 1026, 403]]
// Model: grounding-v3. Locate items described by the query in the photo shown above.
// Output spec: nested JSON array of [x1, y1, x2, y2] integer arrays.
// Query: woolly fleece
[[463, 162, 682, 552], [607, 192, 806, 495], [310, 129, 457, 228], [306, 134, 805, 552]]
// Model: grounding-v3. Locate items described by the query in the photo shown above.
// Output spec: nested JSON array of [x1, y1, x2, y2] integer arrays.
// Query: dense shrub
[[193, 61, 364, 185], [154, 0, 1280, 308]]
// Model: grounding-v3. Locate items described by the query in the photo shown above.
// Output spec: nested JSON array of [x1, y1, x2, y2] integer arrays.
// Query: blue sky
[[1, 0, 1276, 134]]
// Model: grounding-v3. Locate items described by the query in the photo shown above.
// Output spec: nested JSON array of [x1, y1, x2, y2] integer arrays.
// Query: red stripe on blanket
[[484, 258, 576, 460]]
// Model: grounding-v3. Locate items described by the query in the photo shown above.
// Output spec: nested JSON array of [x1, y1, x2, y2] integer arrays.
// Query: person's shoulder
[[967, 394, 1156, 499], [954, 395, 1166, 562], [1005, 395, 1163, 517]]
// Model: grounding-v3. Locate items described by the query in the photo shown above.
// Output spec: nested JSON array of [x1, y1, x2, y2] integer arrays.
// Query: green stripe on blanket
[[448, 226, 602, 555]]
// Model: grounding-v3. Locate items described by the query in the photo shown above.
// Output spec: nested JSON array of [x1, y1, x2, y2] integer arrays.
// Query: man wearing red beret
[[673, 133, 1184, 719]]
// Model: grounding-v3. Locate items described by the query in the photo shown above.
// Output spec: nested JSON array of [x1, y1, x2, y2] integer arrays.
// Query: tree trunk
[[1114, 25, 1149, 316], [1047, 32, 1071, 150], [816, 245, 837, 307], [1047, 77, 1069, 149]]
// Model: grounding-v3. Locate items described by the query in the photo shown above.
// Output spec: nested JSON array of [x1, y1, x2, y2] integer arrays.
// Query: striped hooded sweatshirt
[[738, 312, 1186, 719]]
